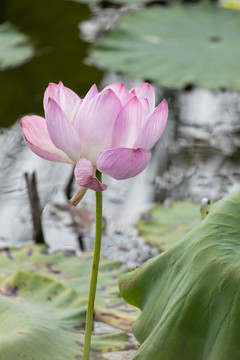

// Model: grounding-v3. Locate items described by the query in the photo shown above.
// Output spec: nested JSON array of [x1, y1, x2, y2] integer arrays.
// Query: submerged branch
[[24, 172, 45, 245]]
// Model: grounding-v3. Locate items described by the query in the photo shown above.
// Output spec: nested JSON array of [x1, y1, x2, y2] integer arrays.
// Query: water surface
[[0, 0, 103, 127]]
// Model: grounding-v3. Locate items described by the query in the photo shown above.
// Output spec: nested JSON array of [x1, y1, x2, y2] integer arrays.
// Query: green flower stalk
[[82, 170, 103, 360], [20, 81, 168, 360]]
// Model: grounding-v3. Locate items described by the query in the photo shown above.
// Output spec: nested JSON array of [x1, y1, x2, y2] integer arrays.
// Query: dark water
[[0, 0, 103, 128]]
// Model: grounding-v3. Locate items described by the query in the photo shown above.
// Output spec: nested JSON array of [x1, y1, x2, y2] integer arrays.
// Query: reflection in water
[[0, 122, 74, 247], [1, 83, 240, 264], [0, 119, 158, 267], [1, 2, 240, 267], [155, 88, 240, 202]]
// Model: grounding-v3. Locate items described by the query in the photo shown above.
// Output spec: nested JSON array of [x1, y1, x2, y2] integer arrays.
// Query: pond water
[[1, 0, 240, 269], [0, 0, 103, 127], [0, 0, 158, 266], [1, 3, 240, 358]]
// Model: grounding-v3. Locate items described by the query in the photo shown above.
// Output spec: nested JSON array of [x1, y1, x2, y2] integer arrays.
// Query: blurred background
[[0, 0, 240, 264]]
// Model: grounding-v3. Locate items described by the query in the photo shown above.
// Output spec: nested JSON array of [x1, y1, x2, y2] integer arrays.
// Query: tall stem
[[82, 170, 103, 360]]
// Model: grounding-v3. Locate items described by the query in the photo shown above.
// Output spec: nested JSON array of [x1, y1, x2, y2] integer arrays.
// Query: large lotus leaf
[[0, 22, 34, 70], [0, 246, 139, 331], [119, 189, 240, 360], [221, 0, 240, 10], [137, 201, 200, 251], [91, 2, 240, 91], [0, 271, 133, 360]]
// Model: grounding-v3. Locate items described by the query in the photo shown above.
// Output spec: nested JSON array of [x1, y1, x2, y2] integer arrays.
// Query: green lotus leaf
[[137, 201, 200, 251], [221, 0, 240, 11], [0, 271, 133, 359], [0, 246, 139, 330], [0, 22, 34, 70], [119, 189, 240, 359], [91, 2, 240, 91]]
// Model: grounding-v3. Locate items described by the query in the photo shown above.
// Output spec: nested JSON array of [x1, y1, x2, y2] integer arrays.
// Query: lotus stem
[[82, 170, 103, 360]]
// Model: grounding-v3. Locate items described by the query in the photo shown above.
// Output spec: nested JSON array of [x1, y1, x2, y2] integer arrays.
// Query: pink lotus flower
[[21, 82, 168, 191]]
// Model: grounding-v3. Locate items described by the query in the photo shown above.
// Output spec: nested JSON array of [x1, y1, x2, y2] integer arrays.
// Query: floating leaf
[[120, 189, 240, 359], [0, 271, 133, 359], [137, 201, 200, 251], [0, 246, 139, 330], [91, 2, 240, 91], [0, 22, 34, 70]]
